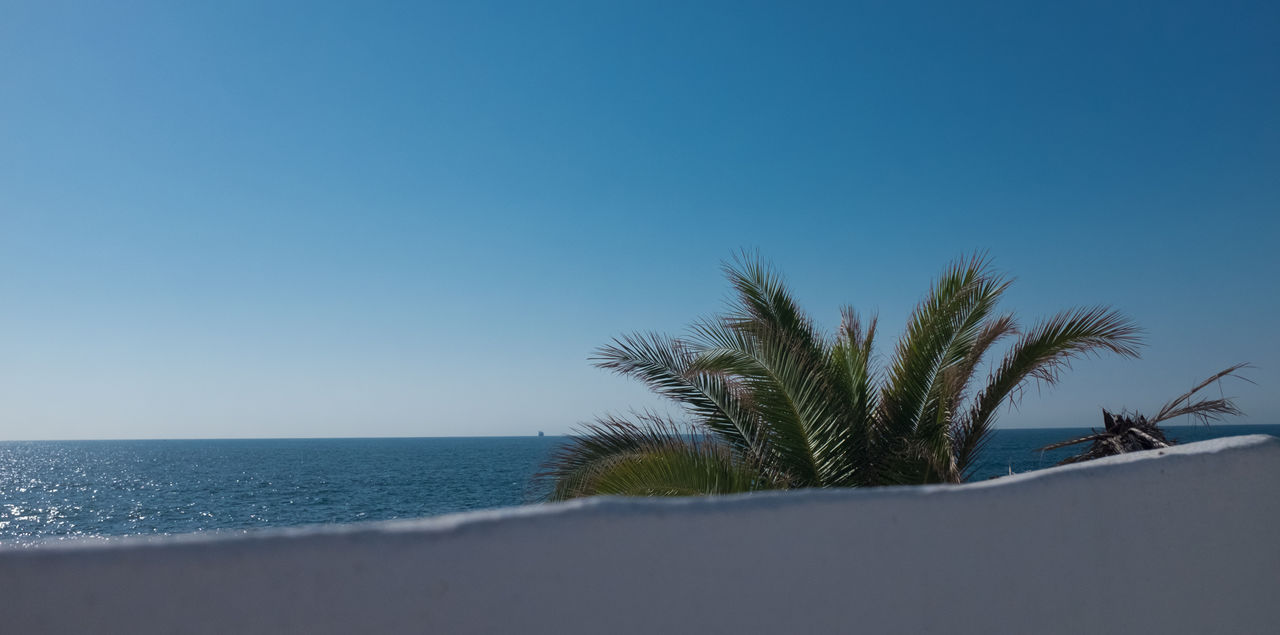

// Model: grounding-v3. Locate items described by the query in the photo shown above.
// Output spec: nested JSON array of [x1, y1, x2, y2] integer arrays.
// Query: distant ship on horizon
[[537, 431, 544, 437]]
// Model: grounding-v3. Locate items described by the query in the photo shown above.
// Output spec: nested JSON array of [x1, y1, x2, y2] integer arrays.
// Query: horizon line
[[1, 423, 1273, 443]]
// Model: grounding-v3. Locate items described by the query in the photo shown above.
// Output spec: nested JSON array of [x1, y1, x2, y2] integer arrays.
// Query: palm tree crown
[[541, 254, 1143, 500]]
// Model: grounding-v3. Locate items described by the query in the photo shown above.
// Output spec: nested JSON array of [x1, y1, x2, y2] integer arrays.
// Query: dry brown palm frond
[[1151, 363, 1253, 425], [1037, 433, 1106, 452], [1039, 364, 1250, 466]]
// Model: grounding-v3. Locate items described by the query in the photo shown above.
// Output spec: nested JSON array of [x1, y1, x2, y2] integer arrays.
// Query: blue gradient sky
[[1, 1, 1276, 439]]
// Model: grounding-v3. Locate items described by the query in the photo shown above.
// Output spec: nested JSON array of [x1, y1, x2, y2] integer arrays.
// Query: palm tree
[[540, 253, 1143, 500], [1038, 363, 1250, 464]]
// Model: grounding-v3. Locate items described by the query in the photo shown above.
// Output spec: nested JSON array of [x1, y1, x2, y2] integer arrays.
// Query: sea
[[2, 424, 1276, 546]]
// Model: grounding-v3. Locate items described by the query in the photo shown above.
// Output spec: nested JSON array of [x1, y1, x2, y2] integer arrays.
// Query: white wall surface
[[2, 435, 1277, 635]]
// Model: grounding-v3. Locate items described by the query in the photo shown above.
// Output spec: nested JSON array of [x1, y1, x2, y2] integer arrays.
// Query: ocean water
[[2, 425, 1275, 546]]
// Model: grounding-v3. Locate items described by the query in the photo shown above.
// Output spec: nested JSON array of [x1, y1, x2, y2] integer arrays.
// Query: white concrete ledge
[[2, 435, 1278, 634]]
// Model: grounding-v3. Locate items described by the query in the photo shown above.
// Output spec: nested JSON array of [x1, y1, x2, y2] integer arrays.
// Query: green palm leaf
[[538, 413, 768, 500], [828, 307, 878, 485], [689, 315, 831, 486], [593, 332, 764, 455], [877, 255, 1010, 483], [954, 306, 1143, 479]]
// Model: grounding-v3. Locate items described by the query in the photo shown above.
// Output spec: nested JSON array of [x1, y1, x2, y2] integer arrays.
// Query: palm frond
[[722, 250, 825, 356], [698, 253, 855, 486], [828, 307, 879, 485], [1151, 363, 1252, 424], [943, 313, 1018, 416], [586, 444, 769, 497], [592, 332, 763, 454], [1036, 433, 1106, 452], [878, 254, 1010, 483], [537, 413, 767, 500], [954, 306, 1143, 479], [689, 315, 838, 487]]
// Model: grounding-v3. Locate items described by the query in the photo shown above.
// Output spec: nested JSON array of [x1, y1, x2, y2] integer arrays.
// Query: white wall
[[2, 435, 1277, 635]]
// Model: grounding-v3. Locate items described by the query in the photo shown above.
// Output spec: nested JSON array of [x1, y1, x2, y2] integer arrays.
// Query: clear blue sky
[[1, 1, 1276, 439]]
